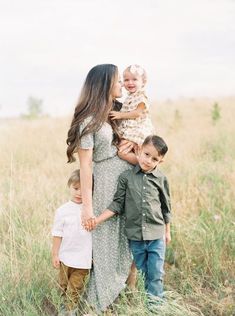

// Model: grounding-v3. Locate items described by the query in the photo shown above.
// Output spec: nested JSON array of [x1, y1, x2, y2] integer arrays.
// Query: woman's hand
[[118, 139, 135, 154], [81, 206, 95, 232], [81, 206, 94, 225]]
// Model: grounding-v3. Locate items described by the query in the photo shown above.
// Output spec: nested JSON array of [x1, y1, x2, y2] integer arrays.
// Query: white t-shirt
[[52, 201, 92, 269]]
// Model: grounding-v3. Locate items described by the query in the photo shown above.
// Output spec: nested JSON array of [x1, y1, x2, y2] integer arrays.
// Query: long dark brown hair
[[66, 64, 120, 163]]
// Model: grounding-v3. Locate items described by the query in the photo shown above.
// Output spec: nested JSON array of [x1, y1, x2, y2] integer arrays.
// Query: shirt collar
[[134, 164, 160, 177], [127, 89, 146, 97]]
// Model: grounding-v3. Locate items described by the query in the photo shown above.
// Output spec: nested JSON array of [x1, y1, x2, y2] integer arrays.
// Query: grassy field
[[0, 97, 235, 315]]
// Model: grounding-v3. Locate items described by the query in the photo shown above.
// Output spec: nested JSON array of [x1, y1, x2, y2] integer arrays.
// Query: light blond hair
[[124, 64, 147, 85], [67, 169, 80, 187]]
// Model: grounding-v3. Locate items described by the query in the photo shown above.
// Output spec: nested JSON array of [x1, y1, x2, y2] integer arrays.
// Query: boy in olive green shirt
[[95, 135, 171, 305]]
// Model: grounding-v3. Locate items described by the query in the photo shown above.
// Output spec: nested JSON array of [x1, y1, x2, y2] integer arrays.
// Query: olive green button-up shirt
[[108, 165, 171, 241]]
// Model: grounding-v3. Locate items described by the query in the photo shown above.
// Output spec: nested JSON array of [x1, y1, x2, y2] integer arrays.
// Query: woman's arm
[[78, 148, 94, 225], [110, 102, 146, 120]]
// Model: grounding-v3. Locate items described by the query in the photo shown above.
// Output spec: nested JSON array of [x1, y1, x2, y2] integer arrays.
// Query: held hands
[[83, 217, 97, 231], [81, 206, 94, 224], [81, 206, 96, 231]]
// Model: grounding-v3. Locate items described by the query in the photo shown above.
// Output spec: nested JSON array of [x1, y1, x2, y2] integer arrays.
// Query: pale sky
[[0, 0, 235, 117]]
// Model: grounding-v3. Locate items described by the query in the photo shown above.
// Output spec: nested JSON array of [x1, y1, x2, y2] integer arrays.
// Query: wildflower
[[213, 214, 221, 221]]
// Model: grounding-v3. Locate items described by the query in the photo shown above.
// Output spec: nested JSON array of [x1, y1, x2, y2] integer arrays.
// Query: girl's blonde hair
[[124, 64, 147, 85]]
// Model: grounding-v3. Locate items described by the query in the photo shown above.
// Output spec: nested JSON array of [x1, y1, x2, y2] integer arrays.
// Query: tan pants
[[59, 262, 89, 311], [126, 261, 137, 290]]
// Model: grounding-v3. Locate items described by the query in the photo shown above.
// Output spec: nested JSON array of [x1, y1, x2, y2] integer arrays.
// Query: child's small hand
[[165, 232, 171, 245], [109, 111, 122, 120], [52, 255, 60, 269]]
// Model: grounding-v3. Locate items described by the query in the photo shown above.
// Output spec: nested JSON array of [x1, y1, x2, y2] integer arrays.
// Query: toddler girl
[[110, 64, 155, 161]]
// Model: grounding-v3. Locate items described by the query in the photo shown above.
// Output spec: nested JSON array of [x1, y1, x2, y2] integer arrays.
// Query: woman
[[66, 64, 134, 313]]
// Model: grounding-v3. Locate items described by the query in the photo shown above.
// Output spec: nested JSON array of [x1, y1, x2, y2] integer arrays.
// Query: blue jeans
[[129, 239, 165, 298]]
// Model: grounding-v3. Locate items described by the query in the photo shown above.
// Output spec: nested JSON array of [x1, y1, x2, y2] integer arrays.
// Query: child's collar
[[134, 164, 160, 177], [128, 88, 145, 97]]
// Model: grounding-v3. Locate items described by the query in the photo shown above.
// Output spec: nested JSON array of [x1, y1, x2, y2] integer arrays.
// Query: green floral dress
[[79, 119, 132, 313]]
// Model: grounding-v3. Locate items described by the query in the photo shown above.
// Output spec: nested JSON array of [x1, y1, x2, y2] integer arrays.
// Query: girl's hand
[[109, 111, 122, 120], [118, 139, 135, 154], [52, 255, 60, 269]]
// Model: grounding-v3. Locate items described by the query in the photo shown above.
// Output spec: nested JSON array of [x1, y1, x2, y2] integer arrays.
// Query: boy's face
[[123, 71, 144, 93], [138, 143, 164, 172], [70, 182, 82, 204]]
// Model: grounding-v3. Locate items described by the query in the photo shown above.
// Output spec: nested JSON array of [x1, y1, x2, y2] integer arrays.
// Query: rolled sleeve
[[51, 209, 64, 237], [108, 171, 128, 214], [159, 176, 172, 224]]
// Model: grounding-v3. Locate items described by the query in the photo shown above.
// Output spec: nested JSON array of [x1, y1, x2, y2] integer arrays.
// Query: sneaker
[[146, 294, 165, 314]]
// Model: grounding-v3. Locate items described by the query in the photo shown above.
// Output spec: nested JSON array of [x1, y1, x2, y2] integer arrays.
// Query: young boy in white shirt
[[52, 169, 92, 316]]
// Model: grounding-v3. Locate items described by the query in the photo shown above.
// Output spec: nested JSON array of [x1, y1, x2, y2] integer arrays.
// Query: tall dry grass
[[0, 97, 235, 315]]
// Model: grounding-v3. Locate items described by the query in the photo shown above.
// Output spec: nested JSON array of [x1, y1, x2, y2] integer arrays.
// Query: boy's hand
[[83, 217, 97, 231], [109, 111, 122, 120], [165, 232, 171, 245], [52, 255, 60, 269]]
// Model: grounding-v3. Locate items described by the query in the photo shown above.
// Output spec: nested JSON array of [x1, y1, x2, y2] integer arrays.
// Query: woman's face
[[111, 73, 123, 99]]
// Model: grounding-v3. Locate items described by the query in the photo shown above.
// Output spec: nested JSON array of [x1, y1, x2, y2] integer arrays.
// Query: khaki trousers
[[59, 262, 89, 310]]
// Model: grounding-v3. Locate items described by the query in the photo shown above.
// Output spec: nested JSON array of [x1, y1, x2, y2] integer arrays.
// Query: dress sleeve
[[136, 94, 149, 111], [79, 117, 94, 149]]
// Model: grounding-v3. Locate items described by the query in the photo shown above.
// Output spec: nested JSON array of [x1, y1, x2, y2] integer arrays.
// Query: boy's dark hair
[[67, 169, 80, 187], [143, 135, 168, 156]]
